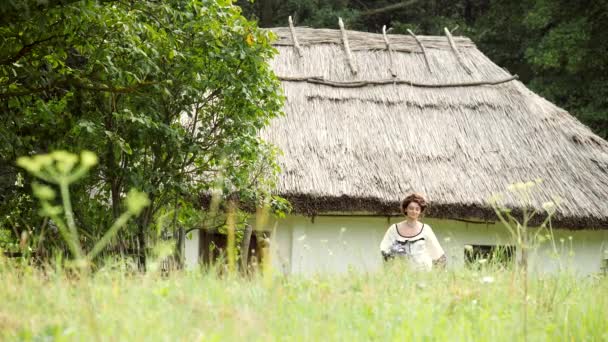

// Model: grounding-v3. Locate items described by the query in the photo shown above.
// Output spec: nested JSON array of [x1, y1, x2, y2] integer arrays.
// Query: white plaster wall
[[264, 217, 293, 275], [266, 215, 608, 276], [427, 217, 608, 275], [184, 214, 608, 276], [282, 216, 390, 274], [184, 229, 199, 269], [527, 229, 608, 275]]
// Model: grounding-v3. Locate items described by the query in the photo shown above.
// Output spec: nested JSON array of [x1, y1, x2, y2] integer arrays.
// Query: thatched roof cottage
[[186, 23, 608, 275]]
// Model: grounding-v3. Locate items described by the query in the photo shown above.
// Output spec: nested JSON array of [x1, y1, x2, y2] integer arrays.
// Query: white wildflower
[[542, 201, 556, 214], [488, 193, 503, 204], [514, 182, 527, 192], [14, 173, 24, 187], [481, 276, 495, 284], [552, 196, 563, 206]]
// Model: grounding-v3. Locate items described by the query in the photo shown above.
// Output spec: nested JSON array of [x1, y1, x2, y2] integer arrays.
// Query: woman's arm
[[379, 225, 396, 260], [425, 225, 447, 268]]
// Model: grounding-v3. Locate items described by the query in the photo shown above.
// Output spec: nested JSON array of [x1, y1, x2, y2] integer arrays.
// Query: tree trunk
[[136, 205, 154, 272], [101, 92, 121, 221], [174, 226, 185, 269], [137, 222, 147, 272], [110, 180, 121, 219], [239, 224, 253, 272]]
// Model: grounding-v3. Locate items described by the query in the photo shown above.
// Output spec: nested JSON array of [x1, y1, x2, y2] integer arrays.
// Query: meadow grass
[[1, 257, 606, 342]]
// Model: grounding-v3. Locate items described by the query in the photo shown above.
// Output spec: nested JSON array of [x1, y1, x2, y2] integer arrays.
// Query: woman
[[380, 193, 446, 270]]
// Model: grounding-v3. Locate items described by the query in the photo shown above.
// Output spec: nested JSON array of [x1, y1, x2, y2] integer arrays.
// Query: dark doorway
[[465, 244, 516, 268], [198, 229, 267, 271]]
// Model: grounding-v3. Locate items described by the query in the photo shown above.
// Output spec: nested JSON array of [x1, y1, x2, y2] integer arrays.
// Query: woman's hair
[[400, 193, 428, 215]]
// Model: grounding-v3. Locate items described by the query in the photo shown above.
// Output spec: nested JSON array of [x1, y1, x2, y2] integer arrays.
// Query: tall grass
[[1, 257, 606, 341], [6, 152, 606, 340]]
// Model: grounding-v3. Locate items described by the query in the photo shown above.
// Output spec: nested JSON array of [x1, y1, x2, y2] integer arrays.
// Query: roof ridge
[[269, 27, 476, 52]]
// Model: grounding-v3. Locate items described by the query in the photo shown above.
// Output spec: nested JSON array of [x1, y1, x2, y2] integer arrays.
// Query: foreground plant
[[17, 151, 149, 270], [0, 260, 606, 341], [489, 179, 562, 340]]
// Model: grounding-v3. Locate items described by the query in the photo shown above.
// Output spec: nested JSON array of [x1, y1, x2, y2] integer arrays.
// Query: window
[[601, 258, 608, 275], [465, 244, 515, 268]]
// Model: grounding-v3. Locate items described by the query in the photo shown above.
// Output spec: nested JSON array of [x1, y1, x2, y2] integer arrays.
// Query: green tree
[[1, 0, 284, 267]]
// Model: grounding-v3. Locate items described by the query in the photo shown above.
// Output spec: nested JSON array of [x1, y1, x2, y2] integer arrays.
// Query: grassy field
[[1, 257, 606, 341]]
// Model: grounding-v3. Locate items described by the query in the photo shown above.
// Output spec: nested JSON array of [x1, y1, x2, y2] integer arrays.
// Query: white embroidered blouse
[[379, 223, 445, 270]]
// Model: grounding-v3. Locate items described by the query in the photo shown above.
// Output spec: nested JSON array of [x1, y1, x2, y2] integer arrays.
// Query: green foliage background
[[0, 0, 285, 264]]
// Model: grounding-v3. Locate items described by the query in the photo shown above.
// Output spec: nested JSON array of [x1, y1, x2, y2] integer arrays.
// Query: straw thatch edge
[[278, 194, 608, 230], [197, 193, 608, 230]]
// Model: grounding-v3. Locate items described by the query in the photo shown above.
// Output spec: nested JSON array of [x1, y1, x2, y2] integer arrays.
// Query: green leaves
[[104, 131, 133, 156], [2, 0, 285, 262], [525, 17, 591, 72]]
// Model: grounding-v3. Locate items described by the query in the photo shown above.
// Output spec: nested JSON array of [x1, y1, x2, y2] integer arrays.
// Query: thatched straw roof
[[260, 26, 608, 229]]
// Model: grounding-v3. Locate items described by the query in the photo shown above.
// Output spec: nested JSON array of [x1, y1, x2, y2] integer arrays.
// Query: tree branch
[[361, 1, 419, 17], [0, 79, 159, 99], [0, 35, 62, 66]]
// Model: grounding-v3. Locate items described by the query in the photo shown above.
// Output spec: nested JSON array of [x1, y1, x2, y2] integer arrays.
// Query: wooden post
[[444, 27, 473, 75], [407, 29, 433, 74], [288, 16, 303, 58], [382, 25, 397, 77], [338, 17, 358, 75]]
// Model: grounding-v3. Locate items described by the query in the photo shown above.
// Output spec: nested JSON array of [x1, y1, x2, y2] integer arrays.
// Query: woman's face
[[405, 201, 422, 220]]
